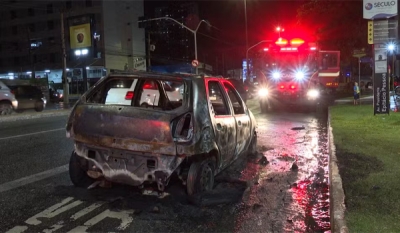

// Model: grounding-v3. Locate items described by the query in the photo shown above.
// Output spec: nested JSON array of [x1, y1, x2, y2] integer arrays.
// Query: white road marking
[[0, 128, 64, 140], [70, 202, 104, 220], [26, 197, 83, 225], [43, 221, 64, 233], [5, 226, 28, 233], [0, 164, 69, 193], [67, 209, 134, 233]]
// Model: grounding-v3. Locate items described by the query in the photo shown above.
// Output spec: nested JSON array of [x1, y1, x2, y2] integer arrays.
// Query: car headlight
[[258, 88, 269, 97], [272, 71, 281, 80], [295, 71, 305, 80], [307, 89, 319, 98]]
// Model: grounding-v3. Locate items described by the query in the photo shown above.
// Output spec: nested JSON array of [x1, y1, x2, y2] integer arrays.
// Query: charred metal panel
[[71, 104, 181, 155], [74, 143, 184, 186]]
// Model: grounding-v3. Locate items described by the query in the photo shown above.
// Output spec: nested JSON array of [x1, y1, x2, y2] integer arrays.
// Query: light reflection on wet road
[[232, 108, 330, 232]]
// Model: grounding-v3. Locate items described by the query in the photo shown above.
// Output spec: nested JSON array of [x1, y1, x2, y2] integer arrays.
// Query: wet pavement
[[0, 100, 331, 233]]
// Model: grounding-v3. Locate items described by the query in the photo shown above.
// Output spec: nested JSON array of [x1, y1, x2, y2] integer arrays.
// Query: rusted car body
[[66, 71, 257, 194]]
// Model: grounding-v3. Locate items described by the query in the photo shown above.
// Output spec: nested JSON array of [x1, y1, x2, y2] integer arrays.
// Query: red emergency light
[[275, 38, 288, 45]]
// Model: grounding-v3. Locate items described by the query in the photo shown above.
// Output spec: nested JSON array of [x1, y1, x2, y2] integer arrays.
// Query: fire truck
[[257, 37, 340, 112]]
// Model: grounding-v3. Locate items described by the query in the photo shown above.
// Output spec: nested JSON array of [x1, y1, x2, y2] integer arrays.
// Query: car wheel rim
[[200, 165, 213, 191]]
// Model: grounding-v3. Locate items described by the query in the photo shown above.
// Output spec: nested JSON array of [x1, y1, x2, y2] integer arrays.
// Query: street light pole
[[244, 0, 249, 82], [138, 17, 211, 74], [246, 40, 272, 80]]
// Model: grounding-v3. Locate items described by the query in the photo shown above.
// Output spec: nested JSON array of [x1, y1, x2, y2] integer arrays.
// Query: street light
[[387, 42, 396, 100], [246, 40, 272, 82], [276, 26, 284, 38], [138, 17, 212, 74]]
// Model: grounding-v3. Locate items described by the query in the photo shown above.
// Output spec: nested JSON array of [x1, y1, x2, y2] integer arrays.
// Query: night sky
[[144, 0, 308, 69]]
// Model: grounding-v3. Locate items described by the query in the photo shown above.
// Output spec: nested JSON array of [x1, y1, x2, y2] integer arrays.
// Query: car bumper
[[259, 94, 320, 107], [74, 142, 184, 188]]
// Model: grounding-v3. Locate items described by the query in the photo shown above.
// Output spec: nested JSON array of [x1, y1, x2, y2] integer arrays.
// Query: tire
[[0, 102, 13, 115], [248, 132, 257, 156], [69, 151, 94, 188], [34, 101, 44, 112], [186, 158, 215, 196]]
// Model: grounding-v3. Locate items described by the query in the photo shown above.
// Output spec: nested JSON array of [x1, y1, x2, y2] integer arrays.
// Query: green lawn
[[330, 105, 400, 232]]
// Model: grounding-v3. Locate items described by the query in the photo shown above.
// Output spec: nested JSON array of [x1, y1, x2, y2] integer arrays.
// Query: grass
[[330, 105, 400, 232]]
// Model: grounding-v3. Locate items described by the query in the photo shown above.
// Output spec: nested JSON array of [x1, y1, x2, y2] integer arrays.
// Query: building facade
[[149, 2, 198, 66], [0, 0, 145, 94]]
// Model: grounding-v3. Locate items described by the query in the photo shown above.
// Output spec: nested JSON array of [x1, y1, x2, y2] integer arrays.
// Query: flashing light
[[387, 43, 396, 52], [279, 85, 285, 89], [290, 38, 304, 45], [307, 89, 319, 98], [258, 88, 269, 97], [263, 48, 269, 51], [290, 85, 296, 89], [280, 47, 298, 51], [275, 38, 288, 45], [310, 47, 317, 50], [295, 71, 305, 80], [272, 71, 281, 79]]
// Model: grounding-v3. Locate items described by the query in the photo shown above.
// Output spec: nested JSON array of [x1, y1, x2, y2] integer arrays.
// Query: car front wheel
[[34, 101, 44, 112], [0, 102, 13, 115], [69, 151, 94, 188], [186, 158, 215, 196]]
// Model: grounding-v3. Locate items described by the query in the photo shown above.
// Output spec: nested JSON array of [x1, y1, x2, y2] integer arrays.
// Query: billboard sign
[[69, 23, 92, 49], [363, 0, 398, 19], [373, 43, 390, 114]]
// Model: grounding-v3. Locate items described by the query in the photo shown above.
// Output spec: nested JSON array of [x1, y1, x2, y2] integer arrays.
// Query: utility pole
[[27, 27, 35, 80], [61, 11, 69, 104], [147, 31, 151, 71]]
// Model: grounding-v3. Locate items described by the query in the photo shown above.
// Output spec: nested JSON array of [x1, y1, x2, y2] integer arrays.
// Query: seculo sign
[[363, 0, 397, 19]]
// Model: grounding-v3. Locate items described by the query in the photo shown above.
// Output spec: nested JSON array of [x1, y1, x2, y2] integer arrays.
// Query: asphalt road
[[0, 100, 331, 232]]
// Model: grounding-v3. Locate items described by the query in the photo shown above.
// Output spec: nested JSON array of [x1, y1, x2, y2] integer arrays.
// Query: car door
[[207, 80, 237, 166], [14, 86, 33, 109], [222, 81, 251, 158]]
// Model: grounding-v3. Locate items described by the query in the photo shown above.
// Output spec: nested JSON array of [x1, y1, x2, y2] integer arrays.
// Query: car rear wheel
[[248, 132, 257, 156], [34, 101, 44, 112], [0, 102, 13, 115], [186, 158, 215, 196], [69, 151, 94, 188]]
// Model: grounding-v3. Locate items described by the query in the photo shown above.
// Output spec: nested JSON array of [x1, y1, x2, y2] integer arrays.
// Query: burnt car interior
[[208, 81, 246, 116], [86, 76, 185, 111]]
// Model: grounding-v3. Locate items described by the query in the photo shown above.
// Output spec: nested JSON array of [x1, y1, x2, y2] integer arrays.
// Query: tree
[[296, 0, 368, 65]]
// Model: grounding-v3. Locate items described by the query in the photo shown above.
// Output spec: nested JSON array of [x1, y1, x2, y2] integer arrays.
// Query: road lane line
[[70, 203, 104, 220], [0, 128, 65, 140], [0, 164, 69, 193]]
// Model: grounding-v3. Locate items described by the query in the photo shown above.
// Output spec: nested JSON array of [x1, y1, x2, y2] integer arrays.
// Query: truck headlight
[[295, 71, 305, 80], [272, 71, 281, 80], [307, 89, 319, 98], [258, 88, 269, 97]]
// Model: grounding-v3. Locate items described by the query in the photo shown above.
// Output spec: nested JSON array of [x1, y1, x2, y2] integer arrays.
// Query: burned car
[[66, 71, 257, 195]]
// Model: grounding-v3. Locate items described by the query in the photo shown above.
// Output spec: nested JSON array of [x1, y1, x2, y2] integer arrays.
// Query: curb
[[328, 108, 348, 233], [0, 109, 71, 123]]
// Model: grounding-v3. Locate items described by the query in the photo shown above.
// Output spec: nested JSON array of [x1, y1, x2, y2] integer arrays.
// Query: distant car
[[0, 80, 18, 115], [66, 71, 257, 195], [9, 85, 47, 112]]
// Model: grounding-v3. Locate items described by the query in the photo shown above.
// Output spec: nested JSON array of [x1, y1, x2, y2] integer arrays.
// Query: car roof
[[108, 71, 225, 81]]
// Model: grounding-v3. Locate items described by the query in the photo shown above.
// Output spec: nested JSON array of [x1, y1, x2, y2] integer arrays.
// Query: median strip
[[0, 109, 71, 123]]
